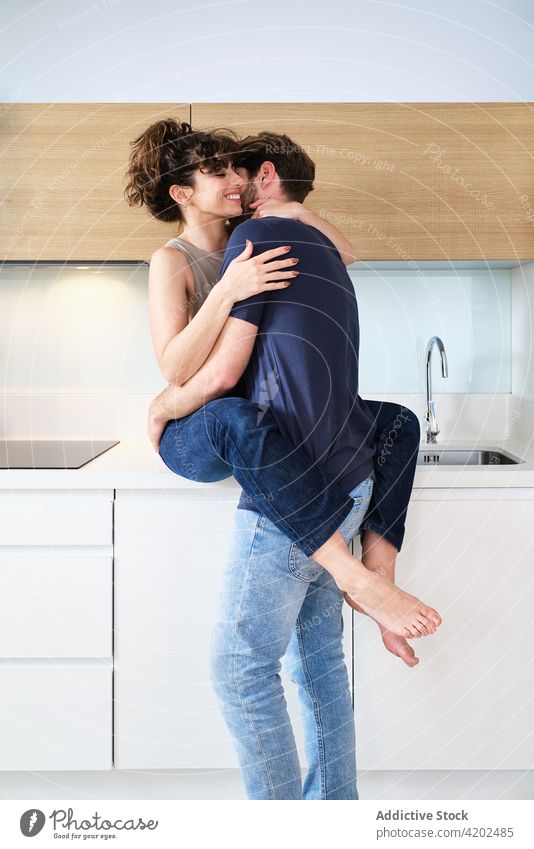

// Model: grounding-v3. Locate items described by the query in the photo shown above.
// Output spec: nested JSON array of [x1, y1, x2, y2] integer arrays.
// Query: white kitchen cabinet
[[114, 492, 242, 768], [0, 554, 112, 658], [353, 495, 534, 771], [0, 490, 112, 546], [0, 490, 114, 771], [113, 490, 352, 769], [0, 664, 111, 770]]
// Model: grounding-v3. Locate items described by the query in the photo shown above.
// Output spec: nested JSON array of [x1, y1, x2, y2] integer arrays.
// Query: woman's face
[[187, 161, 245, 219]]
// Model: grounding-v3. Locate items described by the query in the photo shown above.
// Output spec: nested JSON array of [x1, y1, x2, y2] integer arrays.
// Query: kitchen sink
[[417, 447, 523, 466]]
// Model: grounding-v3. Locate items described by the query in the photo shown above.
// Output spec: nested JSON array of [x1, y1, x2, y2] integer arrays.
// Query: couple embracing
[[125, 119, 442, 800]]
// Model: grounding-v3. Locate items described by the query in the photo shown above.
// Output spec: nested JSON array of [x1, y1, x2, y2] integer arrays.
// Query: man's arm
[[148, 315, 258, 451]]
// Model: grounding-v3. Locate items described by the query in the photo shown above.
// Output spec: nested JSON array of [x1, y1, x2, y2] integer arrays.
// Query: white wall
[[1, 0, 534, 104]]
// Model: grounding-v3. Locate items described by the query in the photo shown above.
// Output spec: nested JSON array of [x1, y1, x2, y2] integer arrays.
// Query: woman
[[124, 119, 441, 656]]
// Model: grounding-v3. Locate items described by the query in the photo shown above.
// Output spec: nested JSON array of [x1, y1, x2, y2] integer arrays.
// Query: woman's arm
[[251, 199, 357, 265], [149, 246, 234, 387], [298, 207, 356, 265], [149, 241, 298, 387]]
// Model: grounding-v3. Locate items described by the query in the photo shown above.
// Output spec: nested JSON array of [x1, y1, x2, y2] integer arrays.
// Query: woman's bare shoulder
[[149, 244, 191, 270], [148, 246, 194, 302]]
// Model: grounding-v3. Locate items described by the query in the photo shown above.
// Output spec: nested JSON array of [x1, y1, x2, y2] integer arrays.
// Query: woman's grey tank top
[[165, 236, 224, 317]]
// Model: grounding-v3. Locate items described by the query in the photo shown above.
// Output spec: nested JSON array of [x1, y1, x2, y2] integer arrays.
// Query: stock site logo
[[20, 809, 46, 837], [257, 368, 280, 424]]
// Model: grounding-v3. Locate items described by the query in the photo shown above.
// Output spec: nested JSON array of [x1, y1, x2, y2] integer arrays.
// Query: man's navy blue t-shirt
[[222, 216, 376, 513]]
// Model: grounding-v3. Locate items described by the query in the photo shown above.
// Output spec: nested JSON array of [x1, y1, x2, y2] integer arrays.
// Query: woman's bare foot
[[380, 628, 420, 666], [311, 530, 441, 639], [344, 593, 420, 666], [343, 567, 442, 639]]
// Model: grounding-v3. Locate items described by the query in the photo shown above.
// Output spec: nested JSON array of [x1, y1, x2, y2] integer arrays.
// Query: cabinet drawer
[[0, 492, 112, 546], [0, 555, 112, 658], [0, 665, 112, 770]]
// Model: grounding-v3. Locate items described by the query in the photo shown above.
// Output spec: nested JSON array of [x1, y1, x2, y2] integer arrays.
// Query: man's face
[[234, 165, 259, 214]]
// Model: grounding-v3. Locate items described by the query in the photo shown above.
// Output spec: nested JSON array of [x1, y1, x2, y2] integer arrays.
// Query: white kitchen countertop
[[1, 437, 534, 492]]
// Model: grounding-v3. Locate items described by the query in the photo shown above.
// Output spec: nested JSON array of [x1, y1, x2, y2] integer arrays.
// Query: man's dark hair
[[236, 131, 315, 203]]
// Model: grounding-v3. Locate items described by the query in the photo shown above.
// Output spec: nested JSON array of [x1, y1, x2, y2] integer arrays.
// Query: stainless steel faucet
[[425, 336, 448, 444]]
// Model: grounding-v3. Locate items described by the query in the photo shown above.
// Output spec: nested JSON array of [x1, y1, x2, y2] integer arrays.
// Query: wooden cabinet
[[3, 102, 533, 261], [0, 104, 188, 261], [0, 490, 113, 770], [353, 494, 534, 770], [193, 103, 534, 260]]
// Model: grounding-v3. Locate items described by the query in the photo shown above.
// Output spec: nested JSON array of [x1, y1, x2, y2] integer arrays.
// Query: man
[[207, 136, 377, 799], [147, 133, 430, 798]]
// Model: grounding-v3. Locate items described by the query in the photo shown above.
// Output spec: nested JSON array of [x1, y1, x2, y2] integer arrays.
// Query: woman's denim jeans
[[209, 474, 374, 799], [159, 396, 420, 554]]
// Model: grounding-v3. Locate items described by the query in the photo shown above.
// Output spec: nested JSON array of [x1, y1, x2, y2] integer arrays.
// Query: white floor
[[0, 770, 532, 800]]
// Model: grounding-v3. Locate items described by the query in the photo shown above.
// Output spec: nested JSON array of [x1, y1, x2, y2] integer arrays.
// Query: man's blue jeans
[[209, 474, 374, 799], [158, 398, 419, 799], [159, 396, 420, 554]]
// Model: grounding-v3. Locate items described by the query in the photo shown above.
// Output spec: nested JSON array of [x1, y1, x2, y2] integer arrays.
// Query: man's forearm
[[147, 373, 224, 454], [151, 377, 222, 424], [149, 315, 255, 428]]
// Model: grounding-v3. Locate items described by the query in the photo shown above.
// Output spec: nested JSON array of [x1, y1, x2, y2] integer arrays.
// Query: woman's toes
[[398, 643, 419, 665], [420, 607, 442, 629], [421, 613, 438, 632]]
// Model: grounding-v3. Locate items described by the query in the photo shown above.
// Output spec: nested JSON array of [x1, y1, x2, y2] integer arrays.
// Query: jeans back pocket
[[288, 543, 326, 582]]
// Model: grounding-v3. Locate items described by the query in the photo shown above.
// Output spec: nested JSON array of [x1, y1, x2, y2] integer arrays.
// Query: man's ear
[[259, 161, 277, 186]]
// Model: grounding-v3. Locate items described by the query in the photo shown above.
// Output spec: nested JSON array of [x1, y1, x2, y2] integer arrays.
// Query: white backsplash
[[512, 261, 534, 399], [352, 269, 512, 394], [0, 264, 514, 396], [0, 266, 164, 395], [0, 392, 514, 444]]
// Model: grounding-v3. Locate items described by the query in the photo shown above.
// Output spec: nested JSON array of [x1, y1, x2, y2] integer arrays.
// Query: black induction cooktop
[[0, 440, 120, 469]]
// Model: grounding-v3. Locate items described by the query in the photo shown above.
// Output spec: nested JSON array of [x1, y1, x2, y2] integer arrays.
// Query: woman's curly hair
[[124, 119, 240, 223]]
